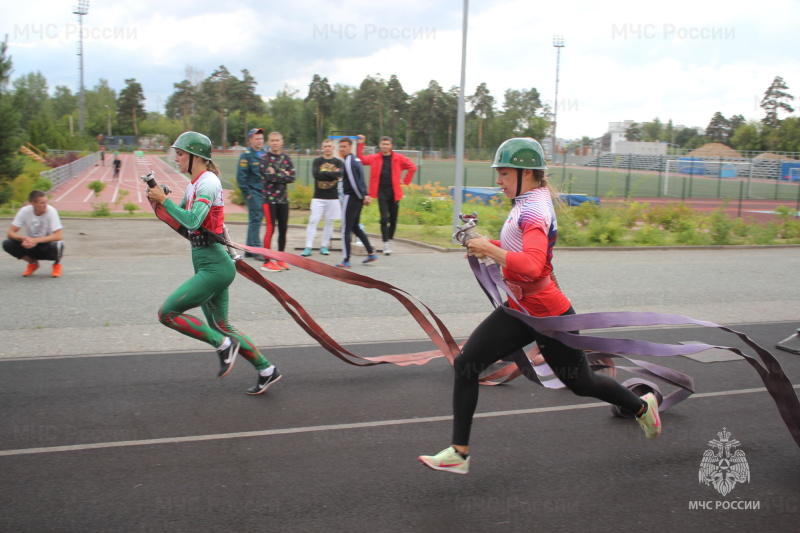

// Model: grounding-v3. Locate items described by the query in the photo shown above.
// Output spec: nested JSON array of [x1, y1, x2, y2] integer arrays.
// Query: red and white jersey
[[182, 171, 225, 234]]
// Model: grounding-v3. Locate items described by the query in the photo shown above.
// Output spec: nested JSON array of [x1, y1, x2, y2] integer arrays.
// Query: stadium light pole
[[452, 0, 469, 231], [552, 35, 565, 163], [73, 0, 89, 134]]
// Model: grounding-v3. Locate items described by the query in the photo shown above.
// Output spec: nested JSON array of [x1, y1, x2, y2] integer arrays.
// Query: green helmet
[[171, 131, 212, 160], [491, 137, 547, 170]]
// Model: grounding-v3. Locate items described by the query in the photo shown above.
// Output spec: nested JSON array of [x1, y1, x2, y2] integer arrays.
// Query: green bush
[[774, 205, 800, 240], [645, 203, 695, 231], [91, 202, 111, 217], [123, 202, 140, 214], [87, 180, 106, 197], [619, 202, 648, 228], [586, 218, 625, 245], [751, 223, 778, 245], [708, 209, 734, 245], [634, 224, 667, 246], [289, 183, 313, 210], [230, 187, 246, 206], [4, 160, 52, 205]]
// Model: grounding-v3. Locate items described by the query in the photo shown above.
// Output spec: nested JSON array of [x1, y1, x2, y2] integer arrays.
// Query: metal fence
[[42, 152, 100, 190], [581, 151, 800, 181]]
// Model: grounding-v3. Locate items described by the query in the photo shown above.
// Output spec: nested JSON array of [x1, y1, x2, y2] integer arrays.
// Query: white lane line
[[0, 385, 791, 458]]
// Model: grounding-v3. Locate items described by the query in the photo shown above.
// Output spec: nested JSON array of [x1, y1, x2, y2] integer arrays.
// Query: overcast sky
[[3, 0, 799, 140]]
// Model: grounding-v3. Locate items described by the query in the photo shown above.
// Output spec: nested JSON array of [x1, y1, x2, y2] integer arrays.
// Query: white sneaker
[[383, 241, 392, 255]]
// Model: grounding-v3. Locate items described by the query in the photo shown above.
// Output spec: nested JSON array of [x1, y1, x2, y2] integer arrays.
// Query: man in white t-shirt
[[3, 190, 64, 277]]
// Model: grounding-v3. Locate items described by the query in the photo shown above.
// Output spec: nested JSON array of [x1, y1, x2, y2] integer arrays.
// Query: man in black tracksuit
[[336, 137, 377, 268]]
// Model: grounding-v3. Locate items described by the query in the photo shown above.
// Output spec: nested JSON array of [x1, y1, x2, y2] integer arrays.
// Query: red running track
[[48, 153, 245, 216]]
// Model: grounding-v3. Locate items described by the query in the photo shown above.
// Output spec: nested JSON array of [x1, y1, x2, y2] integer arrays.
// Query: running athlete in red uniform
[[418, 138, 661, 474]]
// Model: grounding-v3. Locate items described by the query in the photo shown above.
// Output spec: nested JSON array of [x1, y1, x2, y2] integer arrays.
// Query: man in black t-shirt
[[302, 139, 343, 256]]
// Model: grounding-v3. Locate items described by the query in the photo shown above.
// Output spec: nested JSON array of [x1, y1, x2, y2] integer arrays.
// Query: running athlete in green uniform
[[147, 132, 281, 395]]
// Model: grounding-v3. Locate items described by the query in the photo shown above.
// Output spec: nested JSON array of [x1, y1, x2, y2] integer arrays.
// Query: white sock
[[217, 337, 231, 352], [259, 366, 275, 377]]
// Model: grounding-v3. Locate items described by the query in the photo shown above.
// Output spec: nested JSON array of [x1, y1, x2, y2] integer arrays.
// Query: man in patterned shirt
[[259, 131, 295, 272]]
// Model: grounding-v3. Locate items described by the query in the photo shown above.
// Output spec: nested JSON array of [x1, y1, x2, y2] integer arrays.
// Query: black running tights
[[451, 305, 644, 446]]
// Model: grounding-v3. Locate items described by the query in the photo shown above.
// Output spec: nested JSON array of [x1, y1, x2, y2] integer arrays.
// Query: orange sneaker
[[260, 261, 284, 272], [22, 262, 39, 277], [276, 260, 290, 270], [51, 264, 62, 278]]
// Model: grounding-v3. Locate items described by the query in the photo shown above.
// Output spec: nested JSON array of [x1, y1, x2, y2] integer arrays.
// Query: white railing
[[42, 152, 100, 190]]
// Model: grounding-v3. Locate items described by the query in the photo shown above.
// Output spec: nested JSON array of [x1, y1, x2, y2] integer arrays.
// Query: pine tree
[[165, 80, 196, 131], [305, 74, 334, 146], [760, 76, 795, 128], [705, 112, 730, 144], [468, 83, 495, 152], [116, 78, 146, 137], [0, 35, 23, 187]]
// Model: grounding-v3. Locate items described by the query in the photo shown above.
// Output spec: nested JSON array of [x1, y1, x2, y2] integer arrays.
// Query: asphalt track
[[1, 325, 800, 533], [1, 219, 799, 532]]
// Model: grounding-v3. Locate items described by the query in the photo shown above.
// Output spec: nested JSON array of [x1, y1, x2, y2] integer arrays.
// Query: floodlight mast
[[552, 35, 565, 163], [73, 0, 89, 134], [452, 0, 469, 231]]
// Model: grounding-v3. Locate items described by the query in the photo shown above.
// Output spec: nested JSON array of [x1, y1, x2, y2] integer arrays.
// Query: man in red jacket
[[356, 135, 417, 255]]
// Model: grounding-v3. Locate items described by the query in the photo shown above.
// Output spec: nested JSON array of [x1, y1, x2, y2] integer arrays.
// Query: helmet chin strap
[[187, 154, 194, 175], [514, 168, 523, 201]]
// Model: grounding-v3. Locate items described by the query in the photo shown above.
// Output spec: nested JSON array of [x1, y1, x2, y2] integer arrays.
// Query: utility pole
[[73, 0, 89, 134], [452, 0, 469, 230], [552, 35, 565, 162]]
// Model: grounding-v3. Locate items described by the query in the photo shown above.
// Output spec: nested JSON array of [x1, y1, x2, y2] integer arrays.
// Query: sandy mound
[[686, 143, 743, 158]]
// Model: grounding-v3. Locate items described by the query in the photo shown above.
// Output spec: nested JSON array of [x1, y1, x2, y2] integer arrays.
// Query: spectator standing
[[260, 132, 295, 272], [236, 128, 266, 258], [302, 139, 343, 256], [336, 137, 377, 268], [356, 135, 416, 255]]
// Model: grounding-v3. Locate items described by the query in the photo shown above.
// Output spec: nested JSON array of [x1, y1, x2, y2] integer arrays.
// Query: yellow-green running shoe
[[418, 447, 470, 474], [636, 392, 662, 439]]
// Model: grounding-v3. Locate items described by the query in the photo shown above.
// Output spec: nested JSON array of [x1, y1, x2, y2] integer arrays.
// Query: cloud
[[2, 0, 799, 140]]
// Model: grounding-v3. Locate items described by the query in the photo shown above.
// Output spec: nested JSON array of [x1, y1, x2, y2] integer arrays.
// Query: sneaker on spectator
[[320, 246, 330, 255], [261, 261, 284, 272], [335, 261, 351, 269], [51, 264, 62, 278], [300, 248, 312, 257], [22, 262, 39, 277], [362, 254, 378, 264], [276, 260, 290, 270]]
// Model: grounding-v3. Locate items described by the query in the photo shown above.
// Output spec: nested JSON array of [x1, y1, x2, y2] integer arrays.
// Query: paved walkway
[[2, 218, 798, 360]]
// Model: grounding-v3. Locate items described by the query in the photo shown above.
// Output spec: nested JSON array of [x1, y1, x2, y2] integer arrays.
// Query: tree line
[[1, 31, 798, 196], [0, 47, 552, 164], [619, 76, 798, 154]]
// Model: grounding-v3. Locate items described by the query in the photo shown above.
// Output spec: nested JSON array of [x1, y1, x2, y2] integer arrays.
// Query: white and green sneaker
[[636, 392, 662, 439], [418, 447, 470, 475]]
